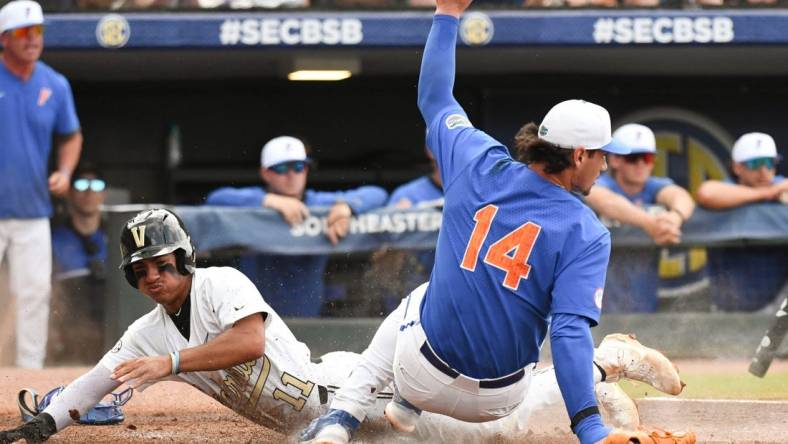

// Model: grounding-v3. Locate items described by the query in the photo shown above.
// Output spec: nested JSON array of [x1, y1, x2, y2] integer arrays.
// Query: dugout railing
[[101, 203, 788, 358]]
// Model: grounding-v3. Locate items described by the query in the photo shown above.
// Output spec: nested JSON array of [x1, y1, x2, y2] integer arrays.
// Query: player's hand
[[765, 181, 788, 202], [111, 355, 172, 389], [659, 210, 684, 229], [326, 202, 352, 245], [393, 198, 413, 209], [435, 0, 472, 18], [645, 215, 681, 245], [48, 170, 71, 197], [263, 194, 310, 226]]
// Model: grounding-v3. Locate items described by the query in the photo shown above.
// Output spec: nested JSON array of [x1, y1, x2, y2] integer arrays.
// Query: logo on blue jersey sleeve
[[445, 114, 472, 130], [594, 288, 604, 309]]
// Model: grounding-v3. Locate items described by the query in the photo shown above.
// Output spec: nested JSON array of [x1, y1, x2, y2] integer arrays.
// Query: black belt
[[419, 342, 525, 389]]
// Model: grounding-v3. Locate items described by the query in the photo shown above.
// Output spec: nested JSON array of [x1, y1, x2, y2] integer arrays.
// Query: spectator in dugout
[[205, 136, 388, 317], [696, 132, 787, 312], [579, 123, 696, 313], [49, 162, 108, 363]]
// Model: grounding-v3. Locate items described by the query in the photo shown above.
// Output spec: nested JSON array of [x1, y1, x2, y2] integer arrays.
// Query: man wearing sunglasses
[[697, 132, 787, 209], [49, 163, 108, 363], [206, 136, 387, 317], [0, 0, 83, 368], [696, 132, 787, 312], [584, 123, 696, 313]]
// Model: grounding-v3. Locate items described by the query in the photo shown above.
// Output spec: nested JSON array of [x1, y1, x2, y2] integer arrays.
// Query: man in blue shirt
[[49, 163, 108, 363], [583, 123, 696, 313], [205, 136, 387, 317], [388, 147, 444, 210], [300, 0, 686, 442], [0, 0, 83, 368], [697, 132, 787, 311]]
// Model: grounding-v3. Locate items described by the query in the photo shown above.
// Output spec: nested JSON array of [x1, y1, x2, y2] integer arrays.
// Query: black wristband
[[570, 406, 600, 432], [594, 361, 607, 382]]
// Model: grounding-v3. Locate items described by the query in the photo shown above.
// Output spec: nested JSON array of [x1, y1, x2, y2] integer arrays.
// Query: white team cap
[[538, 99, 629, 155], [260, 136, 308, 168], [732, 132, 779, 163], [613, 123, 657, 154], [0, 0, 44, 34]]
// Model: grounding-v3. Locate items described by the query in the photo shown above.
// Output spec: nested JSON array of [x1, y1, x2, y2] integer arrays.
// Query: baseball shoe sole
[[384, 400, 420, 433], [595, 382, 640, 430], [595, 333, 685, 396], [300, 424, 350, 444]]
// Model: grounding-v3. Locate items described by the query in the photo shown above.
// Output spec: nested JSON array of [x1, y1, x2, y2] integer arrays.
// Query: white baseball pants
[[393, 283, 534, 422], [0, 218, 52, 368]]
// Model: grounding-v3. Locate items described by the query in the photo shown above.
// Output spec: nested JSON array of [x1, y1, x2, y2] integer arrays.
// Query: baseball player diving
[[0, 209, 687, 444], [300, 0, 694, 442]]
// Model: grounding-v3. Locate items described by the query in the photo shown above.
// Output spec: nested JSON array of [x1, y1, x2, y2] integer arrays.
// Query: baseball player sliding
[[300, 0, 695, 442], [0, 209, 683, 444]]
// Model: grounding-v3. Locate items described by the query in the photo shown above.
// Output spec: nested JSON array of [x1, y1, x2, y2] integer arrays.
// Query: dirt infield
[[1, 365, 787, 444]]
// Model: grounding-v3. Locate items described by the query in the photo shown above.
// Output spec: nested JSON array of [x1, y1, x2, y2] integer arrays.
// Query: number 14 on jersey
[[460, 204, 542, 291]]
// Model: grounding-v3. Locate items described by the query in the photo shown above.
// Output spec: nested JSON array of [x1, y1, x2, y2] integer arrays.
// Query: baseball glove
[[0, 412, 56, 444], [604, 428, 696, 444], [18, 386, 133, 426]]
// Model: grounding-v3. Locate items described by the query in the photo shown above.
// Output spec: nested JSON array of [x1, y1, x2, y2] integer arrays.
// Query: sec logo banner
[[460, 12, 494, 46], [96, 14, 130, 49]]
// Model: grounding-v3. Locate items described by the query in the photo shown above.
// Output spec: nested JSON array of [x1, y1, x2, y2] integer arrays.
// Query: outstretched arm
[[0, 364, 120, 443], [112, 313, 265, 389], [551, 314, 610, 444], [417, 0, 472, 126], [696, 180, 787, 209], [585, 187, 680, 245]]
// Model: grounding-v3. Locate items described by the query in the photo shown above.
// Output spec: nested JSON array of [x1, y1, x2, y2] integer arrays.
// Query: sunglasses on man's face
[[622, 153, 655, 165], [73, 178, 106, 192], [9, 25, 44, 39], [743, 157, 776, 171], [269, 161, 307, 175]]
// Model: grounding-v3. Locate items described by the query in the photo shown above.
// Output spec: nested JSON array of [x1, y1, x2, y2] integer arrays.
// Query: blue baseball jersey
[[595, 174, 673, 205], [414, 16, 611, 442], [420, 109, 610, 379], [51, 225, 107, 280], [0, 62, 80, 219]]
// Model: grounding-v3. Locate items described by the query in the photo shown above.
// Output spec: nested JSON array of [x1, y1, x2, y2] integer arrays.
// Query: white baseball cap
[[732, 132, 779, 163], [538, 99, 629, 155], [612, 123, 657, 154], [260, 136, 309, 168], [0, 0, 44, 34]]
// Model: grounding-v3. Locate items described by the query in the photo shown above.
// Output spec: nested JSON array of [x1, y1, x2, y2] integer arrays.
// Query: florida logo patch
[[594, 288, 604, 310], [37, 87, 52, 107], [445, 114, 472, 130]]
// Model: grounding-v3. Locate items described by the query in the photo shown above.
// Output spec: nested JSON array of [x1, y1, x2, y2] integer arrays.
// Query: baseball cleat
[[383, 389, 422, 433], [595, 382, 640, 430], [298, 409, 359, 444], [595, 334, 685, 396]]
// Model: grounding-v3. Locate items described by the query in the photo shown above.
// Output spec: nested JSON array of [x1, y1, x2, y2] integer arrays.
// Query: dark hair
[[72, 161, 105, 182], [514, 123, 575, 174]]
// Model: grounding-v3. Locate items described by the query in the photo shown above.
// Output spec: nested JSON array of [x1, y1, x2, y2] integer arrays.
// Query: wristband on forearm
[[170, 351, 180, 375]]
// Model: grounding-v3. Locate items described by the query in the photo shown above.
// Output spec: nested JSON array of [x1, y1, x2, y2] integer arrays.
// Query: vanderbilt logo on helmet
[[131, 225, 146, 248]]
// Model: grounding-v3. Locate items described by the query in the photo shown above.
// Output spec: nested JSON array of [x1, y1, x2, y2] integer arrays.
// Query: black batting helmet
[[119, 208, 196, 288]]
